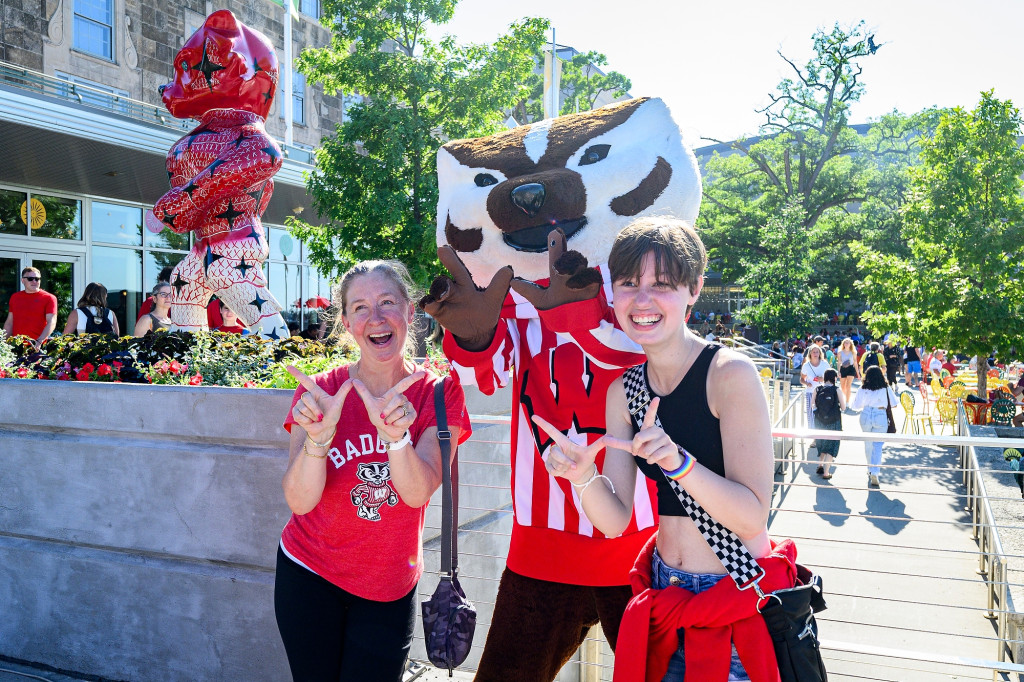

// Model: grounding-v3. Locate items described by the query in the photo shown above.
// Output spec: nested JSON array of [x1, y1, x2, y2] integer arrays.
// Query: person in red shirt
[[213, 299, 249, 335], [4, 267, 58, 349], [275, 260, 472, 682]]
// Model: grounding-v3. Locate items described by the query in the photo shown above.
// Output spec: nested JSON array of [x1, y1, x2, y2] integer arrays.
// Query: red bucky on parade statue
[[150, 10, 289, 339]]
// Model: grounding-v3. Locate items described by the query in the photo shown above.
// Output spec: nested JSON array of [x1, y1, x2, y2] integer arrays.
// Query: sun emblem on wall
[[20, 198, 46, 231]]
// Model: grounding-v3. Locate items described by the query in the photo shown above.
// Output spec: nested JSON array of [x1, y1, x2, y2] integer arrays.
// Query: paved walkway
[[769, 380, 1005, 681]]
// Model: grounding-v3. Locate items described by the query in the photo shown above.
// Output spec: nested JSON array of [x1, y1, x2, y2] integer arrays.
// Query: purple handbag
[[421, 379, 476, 673]]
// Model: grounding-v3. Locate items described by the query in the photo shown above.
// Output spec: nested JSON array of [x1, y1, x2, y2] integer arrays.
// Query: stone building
[[0, 0, 343, 333]]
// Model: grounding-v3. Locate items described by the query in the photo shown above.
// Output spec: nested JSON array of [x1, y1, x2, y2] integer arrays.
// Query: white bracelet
[[387, 431, 412, 451], [571, 465, 615, 497]]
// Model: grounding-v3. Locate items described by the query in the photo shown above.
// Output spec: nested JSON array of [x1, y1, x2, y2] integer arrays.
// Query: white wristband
[[388, 431, 412, 451]]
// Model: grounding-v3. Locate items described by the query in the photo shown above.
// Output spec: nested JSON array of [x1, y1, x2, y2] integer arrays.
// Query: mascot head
[[159, 10, 279, 120], [436, 97, 701, 283]]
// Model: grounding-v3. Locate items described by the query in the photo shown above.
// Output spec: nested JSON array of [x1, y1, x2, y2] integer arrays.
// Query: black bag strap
[[623, 363, 764, 589], [434, 378, 459, 577]]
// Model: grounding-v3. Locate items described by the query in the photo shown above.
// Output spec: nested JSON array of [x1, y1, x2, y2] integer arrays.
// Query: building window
[[73, 0, 114, 60], [299, 0, 320, 19], [280, 71, 305, 126]]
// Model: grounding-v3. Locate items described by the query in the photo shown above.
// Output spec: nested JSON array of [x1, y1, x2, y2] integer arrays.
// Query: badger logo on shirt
[[435, 97, 702, 285], [351, 461, 399, 521]]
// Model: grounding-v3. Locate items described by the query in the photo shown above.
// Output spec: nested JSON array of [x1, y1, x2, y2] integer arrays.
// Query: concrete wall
[[0, 377, 515, 681]]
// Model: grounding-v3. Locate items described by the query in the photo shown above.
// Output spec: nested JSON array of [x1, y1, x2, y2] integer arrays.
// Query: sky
[[430, 0, 1024, 150]]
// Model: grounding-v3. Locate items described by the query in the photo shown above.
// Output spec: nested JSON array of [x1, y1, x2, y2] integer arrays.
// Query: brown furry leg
[[474, 568, 599, 682], [592, 583, 634, 651]]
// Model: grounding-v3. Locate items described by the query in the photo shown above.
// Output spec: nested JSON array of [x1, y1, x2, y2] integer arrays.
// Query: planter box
[[0, 378, 513, 681]]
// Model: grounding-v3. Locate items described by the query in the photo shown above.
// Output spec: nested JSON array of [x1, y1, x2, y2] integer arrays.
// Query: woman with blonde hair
[[275, 259, 472, 681], [836, 337, 859, 407]]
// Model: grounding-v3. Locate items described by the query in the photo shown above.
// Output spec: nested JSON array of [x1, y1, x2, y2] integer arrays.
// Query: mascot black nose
[[510, 183, 546, 217]]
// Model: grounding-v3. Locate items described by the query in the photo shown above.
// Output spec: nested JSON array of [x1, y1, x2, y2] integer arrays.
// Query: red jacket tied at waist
[[614, 533, 799, 682]]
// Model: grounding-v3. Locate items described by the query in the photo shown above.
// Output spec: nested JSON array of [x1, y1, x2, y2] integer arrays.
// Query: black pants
[[274, 547, 416, 682]]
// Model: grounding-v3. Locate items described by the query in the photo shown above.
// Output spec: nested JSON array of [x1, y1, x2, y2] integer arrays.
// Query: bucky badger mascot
[[420, 97, 701, 680]]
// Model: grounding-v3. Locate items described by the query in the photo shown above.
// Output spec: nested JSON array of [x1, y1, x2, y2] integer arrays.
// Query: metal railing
[[0, 60, 315, 165]]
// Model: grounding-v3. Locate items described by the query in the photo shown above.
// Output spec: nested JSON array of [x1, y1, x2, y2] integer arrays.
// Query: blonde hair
[[328, 260, 419, 356]]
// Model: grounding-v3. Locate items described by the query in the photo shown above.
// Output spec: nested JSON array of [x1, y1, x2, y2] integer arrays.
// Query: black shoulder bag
[[420, 379, 477, 675], [623, 364, 828, 682]]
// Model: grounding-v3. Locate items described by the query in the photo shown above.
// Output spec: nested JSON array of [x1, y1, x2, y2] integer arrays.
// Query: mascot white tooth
[[420, 96, 701, 680]]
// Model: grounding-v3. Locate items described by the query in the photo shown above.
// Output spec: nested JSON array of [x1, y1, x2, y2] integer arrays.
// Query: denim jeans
[[651, 548, 750, 681], [859, 407, 889, 475]]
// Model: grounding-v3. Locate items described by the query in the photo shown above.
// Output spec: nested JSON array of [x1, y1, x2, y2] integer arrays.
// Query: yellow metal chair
[[948, 382, 968, 400], [935, 396, 959, 434], [930, 377, 946, 401], [759, 367, 773, 379], [899, 390, 933, 434]]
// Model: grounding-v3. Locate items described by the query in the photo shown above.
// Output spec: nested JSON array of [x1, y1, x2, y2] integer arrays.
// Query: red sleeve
[[443, 374, 473, 445], [44, 293, 57, 315], [138, 297, 154, 321], [442, 323, 514, 396], [537, 293, 644, 370]]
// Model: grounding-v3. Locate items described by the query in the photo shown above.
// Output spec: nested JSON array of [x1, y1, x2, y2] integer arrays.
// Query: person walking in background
[[837, 337, 859, 408], [813, 369, 846, 480], [801, 345, 829, 438], [851, 365, 899, 488], [905, 342, 922, 388], [884, 340, 902, 389], [62, 283, 119, 336], [274, 260, 471, 682], [4, 267, 58, 349], [134, 283, 173, 336], [859, 341, 886, 379]]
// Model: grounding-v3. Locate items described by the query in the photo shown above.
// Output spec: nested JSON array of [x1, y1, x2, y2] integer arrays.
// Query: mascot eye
[[180, 60, 189, 71], [474, 173, 498, 187], [578, 144, 611, 166]]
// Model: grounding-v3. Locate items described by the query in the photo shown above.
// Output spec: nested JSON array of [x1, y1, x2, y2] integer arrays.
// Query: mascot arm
[[154, 127, 281, 232], [441, 325, 514, 396], [539, 297, 646, 371]]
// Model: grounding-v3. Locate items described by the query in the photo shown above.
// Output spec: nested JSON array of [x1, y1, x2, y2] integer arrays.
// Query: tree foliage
[[510, 49, 631, 124], [699, 22, 935, 315], [856, 91, 1024, 394], [289, 0, 549, 283], [738, 201, 824, 340]]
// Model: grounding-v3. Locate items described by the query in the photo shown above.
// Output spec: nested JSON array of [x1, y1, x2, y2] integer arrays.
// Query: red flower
[[81, 363, 95, 374], [37, 372, 46, 380], [0, 368, 7, 378], [189, 374, 203, 386], [16, 367, 29, 378], [243, 381, 256, 388], [169, 360, 185, 374], [112, 361, 124, 370], [58, 373, 71, 381], [96, 364, 113, 377], [75, 369, 91, 381]]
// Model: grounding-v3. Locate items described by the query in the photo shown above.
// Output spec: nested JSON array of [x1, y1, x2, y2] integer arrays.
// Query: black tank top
[[630, 344, 725, 517]]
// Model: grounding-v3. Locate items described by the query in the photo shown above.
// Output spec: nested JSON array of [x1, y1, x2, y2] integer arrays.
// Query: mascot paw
[[419, 246, 512, 352], [509, 228, 603, 310]]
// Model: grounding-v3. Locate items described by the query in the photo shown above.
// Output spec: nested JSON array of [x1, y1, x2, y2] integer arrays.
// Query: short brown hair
[[21, 266, 40, 278], [608, 217, 706, 295]]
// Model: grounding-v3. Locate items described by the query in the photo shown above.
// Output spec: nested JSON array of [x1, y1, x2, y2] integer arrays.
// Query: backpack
[[81, 307, 114, 334], [814, 385, 841, 424], [862, 352, 882, 369]]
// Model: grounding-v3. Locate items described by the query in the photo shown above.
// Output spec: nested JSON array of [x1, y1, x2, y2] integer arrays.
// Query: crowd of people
[[2, 265, 262, 345]]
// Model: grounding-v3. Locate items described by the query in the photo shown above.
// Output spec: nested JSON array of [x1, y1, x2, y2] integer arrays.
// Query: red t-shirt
[[8, 290, 58, 339], [214, 324, 247, 334], [281, 366, 472, 601]]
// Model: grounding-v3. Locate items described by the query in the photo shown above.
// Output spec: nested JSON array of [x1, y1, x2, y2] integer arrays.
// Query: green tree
[[738, 202, 824, 340], [289, 0, 549, 283], [699, 23, 933, 314], [559, 51, 631, 115], [856, 91, 1024, 396]]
